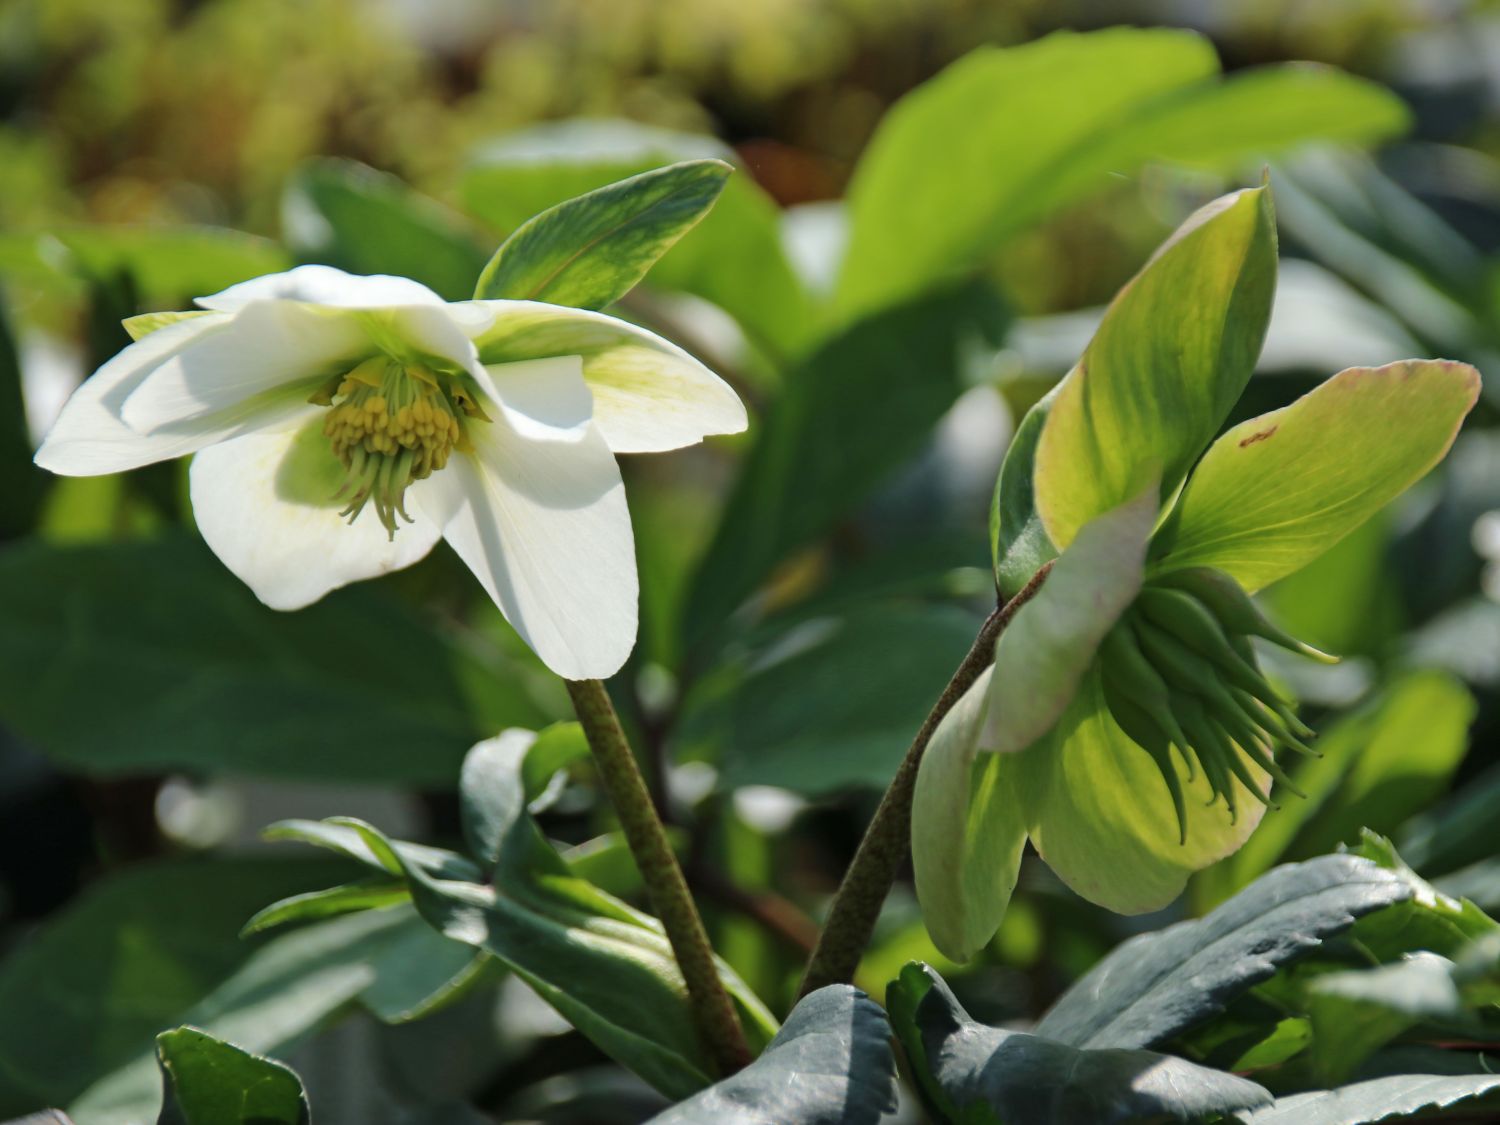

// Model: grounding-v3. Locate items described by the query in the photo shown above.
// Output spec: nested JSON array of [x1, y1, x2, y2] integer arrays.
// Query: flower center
[[1098, 567, 1328, 841], [313, 356, 482, 538]]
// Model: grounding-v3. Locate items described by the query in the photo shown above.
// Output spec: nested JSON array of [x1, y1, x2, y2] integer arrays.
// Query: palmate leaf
[[890, 963, 1270, 1125], [647, 987, 897, 1125], [264, 727, 776, 1101], [475, 160, 732, 310], [155, 1028, 309, 1125], [1035, 854, 1413, 1049]]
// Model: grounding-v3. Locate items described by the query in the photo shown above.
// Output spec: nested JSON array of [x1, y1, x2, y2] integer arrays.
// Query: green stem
[[565, 677, 752, 1075], [796, 563, 1053, 998]]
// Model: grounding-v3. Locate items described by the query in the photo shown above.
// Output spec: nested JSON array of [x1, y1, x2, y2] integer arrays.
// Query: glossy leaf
[[1034, 185, 1277, 549], [1229, 1073, 1500, 1124], [1035, 854, 1413, 1049], [0, 537, 553, 783], [1153, 360, 1481, 591], [155, 1028, 309, 1125], [647, 986, 897, 1125], [461, 120, 811, 356], [475, 160, 731, 309], [283, 158, 489, 301], [269, 734, 776, 1100], [685, 281, 1008, 639], [890, 963, 1270, 1125]]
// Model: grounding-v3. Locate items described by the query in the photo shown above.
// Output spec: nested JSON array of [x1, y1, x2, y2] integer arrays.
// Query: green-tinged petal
[[912, 667, 1029, 961], [1019, 667, 1266, 914], [465, 299, 745, 454], [983, 485, 1157, 754], [1152, 359, 1481, 592], [122, 309, 216, 341], [991, 384, 1061, 598], [1034, 185, 1276, 548]]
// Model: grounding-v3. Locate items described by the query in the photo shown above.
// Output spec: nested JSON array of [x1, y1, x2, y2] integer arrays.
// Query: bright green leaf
[[990, 384, 1060, 598], [890, 962, 1270, 1125], [1152, 360, 1481, 591], [1034, 185, 1276, 549], [155, 1028, 309, 1125], [475, 160, 731, 309]]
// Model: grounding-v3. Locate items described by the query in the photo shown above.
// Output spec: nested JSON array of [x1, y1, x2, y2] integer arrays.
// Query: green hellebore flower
[[914, 183, 1481, 961]]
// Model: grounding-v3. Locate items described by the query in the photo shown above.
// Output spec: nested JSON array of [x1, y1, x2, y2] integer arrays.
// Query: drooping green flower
[[914, 184, 1480, 960]]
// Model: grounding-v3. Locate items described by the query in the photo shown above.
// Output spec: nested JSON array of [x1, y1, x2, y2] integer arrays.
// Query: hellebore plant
[[908, 184, 1481, 960], [34, 263, 745, 681]]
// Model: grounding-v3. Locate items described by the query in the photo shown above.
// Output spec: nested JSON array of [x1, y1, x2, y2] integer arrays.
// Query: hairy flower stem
[[797, 563, 1054, 998], [565, 677, 752, 1075]]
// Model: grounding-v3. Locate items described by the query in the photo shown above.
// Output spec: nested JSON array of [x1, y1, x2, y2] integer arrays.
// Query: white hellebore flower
[[35, 265, 746, 680]]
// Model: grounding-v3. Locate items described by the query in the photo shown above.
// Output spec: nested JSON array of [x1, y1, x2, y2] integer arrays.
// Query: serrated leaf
[[155, 1028, 309, 1125], [646, 986, 897, 1124], [475, 160, 731, 309], [1035, 855, 1412, 1049], [890, 963, 1270, 1124]]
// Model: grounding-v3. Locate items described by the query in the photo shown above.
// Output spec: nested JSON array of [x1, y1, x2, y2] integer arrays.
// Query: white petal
[[190, 413, 441, 610], [465, 300, 747, 453], [474, 356, 593, 444], [118, 299, 370, 436], [411, 409, 638, 680], [197, 264, 448, 310], [34, 312, 243, 475]]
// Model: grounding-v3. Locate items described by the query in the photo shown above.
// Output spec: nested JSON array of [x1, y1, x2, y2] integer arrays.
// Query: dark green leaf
[[685, 282, 1008, 640], [890, 963, 1269, 1124], [0, 536, 552, 783], [0, 857, 352, 1116], [475, 160, 731, 309], [990, 384, 1060, 598], [155, 1028, 309, 1125], [1035, 855, 1412, 1049], [677, 605, 982, 795], [283, 158, 489, 301], [1229, 1073, 1500, 1124], [647, 986, 896, 1125]]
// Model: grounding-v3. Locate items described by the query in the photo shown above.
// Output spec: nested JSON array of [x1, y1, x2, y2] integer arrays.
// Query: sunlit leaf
[[155, 1028, 309, 1125]]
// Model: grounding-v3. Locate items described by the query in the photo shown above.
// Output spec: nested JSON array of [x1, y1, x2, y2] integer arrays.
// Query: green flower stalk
[[913, 182, 1481, 960]]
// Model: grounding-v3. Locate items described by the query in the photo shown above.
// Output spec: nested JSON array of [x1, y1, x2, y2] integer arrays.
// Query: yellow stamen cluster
[[316, 357, 468, 537]]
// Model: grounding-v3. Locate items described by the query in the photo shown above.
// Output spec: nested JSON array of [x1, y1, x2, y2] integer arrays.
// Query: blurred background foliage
[[5, 0, 1500, 1122]]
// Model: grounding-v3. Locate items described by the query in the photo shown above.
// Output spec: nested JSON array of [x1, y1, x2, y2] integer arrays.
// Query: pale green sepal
[[474, 159, 732, 310], [1034, 185, 1277, 549], [911, 666, 1029, 961], [1151, 359, 1481, 593], [982, 484, 1158, 754], [1017, 666, 1267, 914], [991, 383, 1061, 598], [122, 309, 214, 341]]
